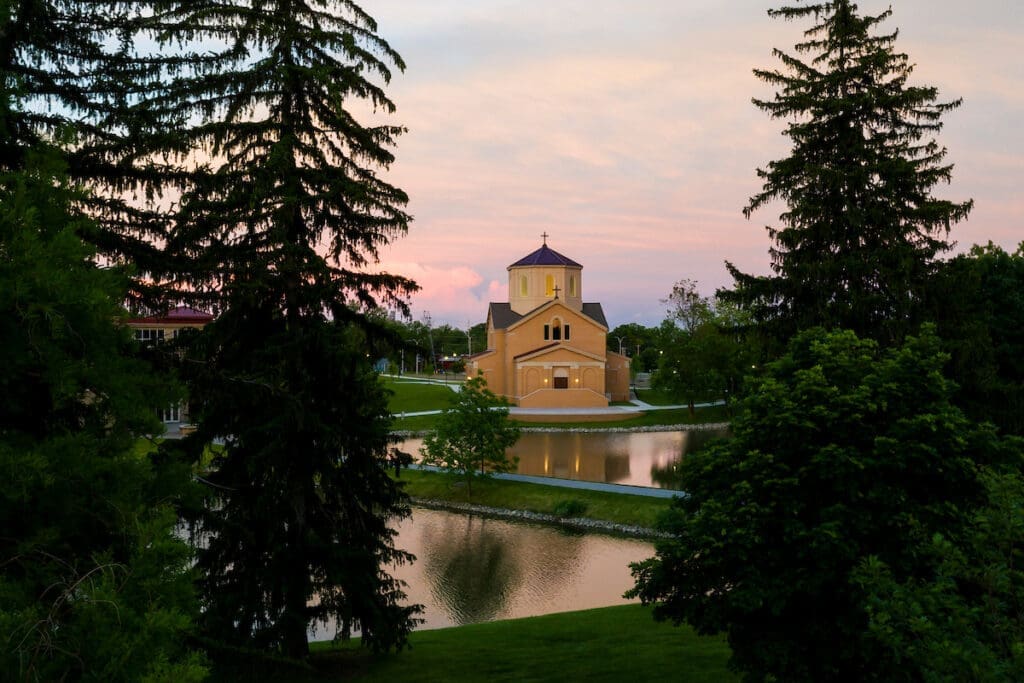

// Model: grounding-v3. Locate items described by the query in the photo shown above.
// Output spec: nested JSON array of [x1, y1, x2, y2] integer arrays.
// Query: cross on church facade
[[553, 285, 560, 299]]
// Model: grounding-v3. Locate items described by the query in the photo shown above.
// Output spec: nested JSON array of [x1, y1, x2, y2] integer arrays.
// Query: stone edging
[[411, 497, 670, 540], [394, 421, 730, 439]]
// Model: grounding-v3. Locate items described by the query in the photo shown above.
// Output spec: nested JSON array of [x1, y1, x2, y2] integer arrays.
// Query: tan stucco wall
[[508, 303, 605, 358], [508, 265, 583, 315], [605, 351, 632, 402], [518, 388, 608, 409]]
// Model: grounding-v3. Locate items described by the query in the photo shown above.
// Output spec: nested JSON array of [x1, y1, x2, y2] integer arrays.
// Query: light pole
[[615, 335, 626, 355], [423, 311, 435, 374]]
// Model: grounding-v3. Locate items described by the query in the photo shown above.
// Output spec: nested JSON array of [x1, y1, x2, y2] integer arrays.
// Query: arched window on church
[[568, 275, 576, 297], [551, 317, 562, 340], [520, 275, 528, 297], [545, 274, 555, 297]]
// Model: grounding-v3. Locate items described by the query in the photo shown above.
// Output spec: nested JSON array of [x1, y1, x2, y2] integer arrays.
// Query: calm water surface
[[402, 428, 727, 488], [313, 508, 654, 638]]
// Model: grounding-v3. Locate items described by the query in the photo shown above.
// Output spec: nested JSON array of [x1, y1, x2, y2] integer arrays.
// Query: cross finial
[[541, 231, 549, 246], [553, 285, 561, 299]]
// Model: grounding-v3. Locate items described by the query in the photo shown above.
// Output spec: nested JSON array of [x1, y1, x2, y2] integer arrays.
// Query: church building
[[467, 238, 631, 408]]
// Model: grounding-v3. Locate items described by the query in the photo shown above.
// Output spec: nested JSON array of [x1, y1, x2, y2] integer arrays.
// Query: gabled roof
[[515, 343, 606, 363], [488, 303, 523, 330], [126, 306, 214, 325], [508, 244, 582, 269], [581, 303, 608, 328], [494, 299, 608, 332]]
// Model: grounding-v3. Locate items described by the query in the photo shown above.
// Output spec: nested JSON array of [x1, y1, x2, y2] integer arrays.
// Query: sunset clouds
[[363, 0, 1023, 327]]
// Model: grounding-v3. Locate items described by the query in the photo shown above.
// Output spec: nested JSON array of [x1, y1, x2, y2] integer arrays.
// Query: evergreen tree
[[0, 1, 173, 304], [147, 0, 421, 660], [727, 1, 971, 346]]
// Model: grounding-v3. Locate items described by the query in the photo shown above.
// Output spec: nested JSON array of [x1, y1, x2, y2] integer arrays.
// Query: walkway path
[[409, 463, 682, 499]]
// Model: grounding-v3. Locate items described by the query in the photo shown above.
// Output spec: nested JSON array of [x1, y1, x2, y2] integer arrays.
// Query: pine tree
[[727, 1, 971, 346], [146, 0, 421, 660], [0, 1, 172, 304]]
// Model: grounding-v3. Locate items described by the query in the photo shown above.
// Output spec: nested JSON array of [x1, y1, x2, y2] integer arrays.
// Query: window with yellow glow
[[568, 275, 576, 297], [545, 274, 554, 296], [520, 275, 528, 297]]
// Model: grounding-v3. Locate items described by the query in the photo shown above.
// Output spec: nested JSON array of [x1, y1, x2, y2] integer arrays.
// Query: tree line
[[1, 0, 423, 679], [630, 3, 1024, 682]]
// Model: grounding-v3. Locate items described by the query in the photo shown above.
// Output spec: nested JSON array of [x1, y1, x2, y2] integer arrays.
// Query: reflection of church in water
[[510, 433, 631, 484]]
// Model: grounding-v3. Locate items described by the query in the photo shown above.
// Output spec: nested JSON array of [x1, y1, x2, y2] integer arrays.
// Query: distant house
[[125, 306, 214, 424], [125, 306, 214, 343], [466, 238, 630, 408]]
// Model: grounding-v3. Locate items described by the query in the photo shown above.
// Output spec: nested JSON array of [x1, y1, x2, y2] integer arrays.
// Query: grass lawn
[[394, 469, 674, 529], [391, 404, 730, 433], [634, 386, 683, 406], [211, 605, 736, 682], [382, 377, 457, 414]]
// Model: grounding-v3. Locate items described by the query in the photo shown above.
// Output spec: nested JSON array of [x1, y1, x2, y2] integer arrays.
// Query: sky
[[359, 1, 1023, 329]]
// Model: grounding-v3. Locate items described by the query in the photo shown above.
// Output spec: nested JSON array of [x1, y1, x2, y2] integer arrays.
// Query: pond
[[312, 507, 656, 636], [401, 428, 727, 489]]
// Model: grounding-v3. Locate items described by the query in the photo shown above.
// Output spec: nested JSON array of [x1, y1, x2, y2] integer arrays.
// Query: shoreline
[[393, 420, 730, 439], [410, 497, 670, 539]]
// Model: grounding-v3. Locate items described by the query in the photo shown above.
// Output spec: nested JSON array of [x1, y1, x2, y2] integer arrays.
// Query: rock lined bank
[[411, 497, 670, 540], [394, 421, 730, 439]]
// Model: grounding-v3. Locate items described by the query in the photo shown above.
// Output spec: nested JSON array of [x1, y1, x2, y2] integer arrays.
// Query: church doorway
[[553, 367, 569, 389]]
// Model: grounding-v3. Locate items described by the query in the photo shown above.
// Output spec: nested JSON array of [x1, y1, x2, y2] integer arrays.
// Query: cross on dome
[[541, 231, 549, 246]]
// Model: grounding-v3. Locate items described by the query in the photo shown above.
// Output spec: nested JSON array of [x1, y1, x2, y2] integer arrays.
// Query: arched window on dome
[[568, 275, 576, 297], [545, 274, 555, 297], [520, 275, 528, 297]]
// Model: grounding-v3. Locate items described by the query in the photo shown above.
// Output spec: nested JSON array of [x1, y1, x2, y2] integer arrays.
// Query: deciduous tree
[[421, 374, 521, 499], [629, 326, 1015, 682], [926, 242, 1024, 435], [0, 149, 204, 682]]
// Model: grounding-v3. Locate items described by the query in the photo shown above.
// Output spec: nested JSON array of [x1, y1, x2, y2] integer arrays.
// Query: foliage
[[420, 375, 521, 498], [854, 466, 1024, 683], [726, 1, 971, 347], [655, 281, 755, 414], [142, 0, 422, 661], [0, 151, 204, 680], [926, 242, 1024, 435], [629, 326, 1015, 682], [0, 1, 173, 303], [551, 499, 589, 518], [607, 322, 661, 372]]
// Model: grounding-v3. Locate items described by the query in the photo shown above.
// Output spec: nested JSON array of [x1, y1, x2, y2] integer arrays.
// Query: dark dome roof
[[508, 244, 582, 269]]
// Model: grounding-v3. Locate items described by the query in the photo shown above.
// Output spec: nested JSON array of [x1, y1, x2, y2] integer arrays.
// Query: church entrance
[[553, 367, 569, 389]]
